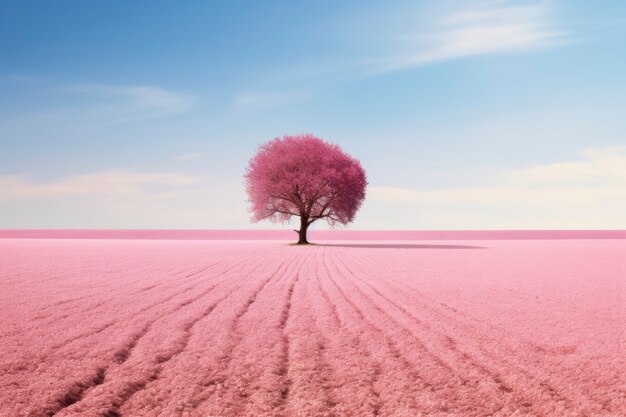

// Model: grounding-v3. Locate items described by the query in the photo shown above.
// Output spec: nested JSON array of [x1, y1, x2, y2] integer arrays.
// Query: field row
[[0, 239, 624, 416]]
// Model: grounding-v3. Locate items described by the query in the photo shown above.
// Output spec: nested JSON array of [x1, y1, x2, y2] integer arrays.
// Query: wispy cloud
[[366, 146, 626, 228], [0, 170, 202, 201], [233, 90, 308, 110], [175, 152, 207, 161], [0, 170, 251, 228], [371, 1, 568, 73], [268, 1, 570, 82], [66, 84, 193, 125]]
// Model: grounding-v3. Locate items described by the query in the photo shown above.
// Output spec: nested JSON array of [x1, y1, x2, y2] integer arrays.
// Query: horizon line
[[1, 229, 625, 240]]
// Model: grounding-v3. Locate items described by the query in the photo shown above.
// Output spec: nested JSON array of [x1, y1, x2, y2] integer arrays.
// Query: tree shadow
[[315, 243, 485, 249]]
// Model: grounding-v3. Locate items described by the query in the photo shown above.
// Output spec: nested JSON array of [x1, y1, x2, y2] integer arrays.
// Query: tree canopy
[[245, 134, 367, 244]]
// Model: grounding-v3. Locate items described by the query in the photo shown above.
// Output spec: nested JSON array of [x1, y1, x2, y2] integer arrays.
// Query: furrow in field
[[341, 247, 616, 415], [331, 249, 526, 414], [106, 254, 266, 363], [47, 367, 107, 416], [327, 247, 531, 415], [99, 291, 237, 417], [51, 270, 249, 417], [190, 250, 306, 417], [317, 249, 386, 416], [18, 250, 263, 356], [343, 248, 594, 407], [275, 265, 299, 413], [110, 252, 268, 366], [110, 252, 274, 416], [115, 248, 303, 416], [310, 251, 389, 416], [22, 262, 171, 326], [28, 248, 248, 329], [318, 247, 444, 416], [276, 252, 339, 417], [6, 253, 266, 416], [121, 244, 259, 297], [20, 242, 252, 321], [1, 239, 623, 416]]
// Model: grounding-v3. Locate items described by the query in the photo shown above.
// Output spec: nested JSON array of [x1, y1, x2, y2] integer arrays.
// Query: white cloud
[[383, 1, 567, 70], [233, 90, 308, 110], [0, 170, 202, 201], [364, 146, 626, 228], [175, 152, 208, 161], [504, 146, 626, 186], [4, 149, 623, 229], [65, 84, 193, 125], [0, 170, 260, 228], [271, 1, 570, 81], [368, 1, 568, 74]]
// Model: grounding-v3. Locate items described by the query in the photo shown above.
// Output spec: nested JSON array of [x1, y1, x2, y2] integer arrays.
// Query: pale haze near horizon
[[1, 0, 625, 229]]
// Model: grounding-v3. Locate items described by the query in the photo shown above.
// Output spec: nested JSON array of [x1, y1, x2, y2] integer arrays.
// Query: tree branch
[[269, 207, 299, 216], [268, 193, 306, 215]]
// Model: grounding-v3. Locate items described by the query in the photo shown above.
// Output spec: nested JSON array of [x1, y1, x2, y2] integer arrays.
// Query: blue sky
[[1, 0, 626, 229]]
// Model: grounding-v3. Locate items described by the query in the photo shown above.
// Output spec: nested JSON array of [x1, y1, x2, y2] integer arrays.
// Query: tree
[[245, 134, 367, 244]]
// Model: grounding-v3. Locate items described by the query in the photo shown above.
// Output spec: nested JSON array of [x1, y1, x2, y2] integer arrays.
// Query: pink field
[[2, 229, 626, 240], [0, 238, 624, 416]]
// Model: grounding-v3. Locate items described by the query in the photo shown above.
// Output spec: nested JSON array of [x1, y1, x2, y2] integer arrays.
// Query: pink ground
[[1, 229, 625, 240], [0, 238, 624, 416]]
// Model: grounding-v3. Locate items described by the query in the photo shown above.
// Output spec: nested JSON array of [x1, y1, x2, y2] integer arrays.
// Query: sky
[[1, 0, 626, 229]]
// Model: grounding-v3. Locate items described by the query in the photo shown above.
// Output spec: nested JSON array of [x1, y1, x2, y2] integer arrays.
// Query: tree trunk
[[296, 217, 310, 245]]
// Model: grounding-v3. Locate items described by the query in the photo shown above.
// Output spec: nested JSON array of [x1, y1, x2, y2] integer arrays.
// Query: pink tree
[[245, 134, 367, 244]]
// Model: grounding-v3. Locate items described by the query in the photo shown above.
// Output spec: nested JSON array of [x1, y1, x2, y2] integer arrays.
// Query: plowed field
[[1, 238, 624, 416]]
